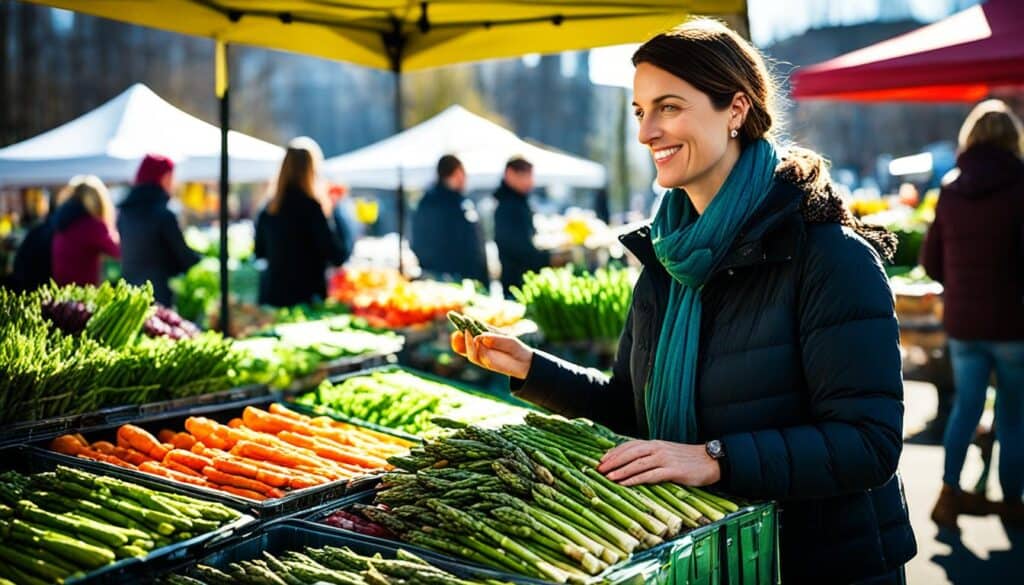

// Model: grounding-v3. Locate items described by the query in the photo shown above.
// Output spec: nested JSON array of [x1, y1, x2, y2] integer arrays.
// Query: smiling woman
[[453, 17, 916, 585]]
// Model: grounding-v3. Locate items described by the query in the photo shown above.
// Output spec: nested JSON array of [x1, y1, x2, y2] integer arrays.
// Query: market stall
[[0, 278, 778, 584], [0, 83, 283, 186]]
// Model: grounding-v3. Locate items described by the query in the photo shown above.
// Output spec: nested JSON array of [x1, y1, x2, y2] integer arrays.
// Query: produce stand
[[0, 281, 781, 585], [0, 445, 257, 584]]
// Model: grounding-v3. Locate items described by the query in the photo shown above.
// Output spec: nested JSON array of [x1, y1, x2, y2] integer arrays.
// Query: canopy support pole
[[216, 40, 232, 336], [384, 20, 406, 275]]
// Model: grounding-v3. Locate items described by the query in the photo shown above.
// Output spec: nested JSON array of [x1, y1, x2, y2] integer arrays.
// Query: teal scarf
[[646, 139, 779, 442]]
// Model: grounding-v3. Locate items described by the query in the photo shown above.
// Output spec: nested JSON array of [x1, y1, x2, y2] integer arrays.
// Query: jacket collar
[[620, 177, 804, 274], [119, 183, 170, 209]]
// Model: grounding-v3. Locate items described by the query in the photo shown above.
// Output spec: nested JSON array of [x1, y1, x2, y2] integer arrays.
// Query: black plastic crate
[[160, 518, 547, 584], [0, 445, 256, 585], [0, 383, 272, 449], [30, 396, 386, 518]]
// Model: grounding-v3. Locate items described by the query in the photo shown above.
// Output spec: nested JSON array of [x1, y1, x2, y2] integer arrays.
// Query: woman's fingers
[[598, 440, 655, 473], [603, 454, 660, 483], [464, 330, 479, 364], [617, 467, 673, 487], [450, 331, 467, 355]]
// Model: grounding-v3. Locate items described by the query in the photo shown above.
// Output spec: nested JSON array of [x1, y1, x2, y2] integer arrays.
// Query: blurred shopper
[[411, 155, 488, 284], [51, 175, 120, 286], [493, 156, 551, 293], [453, 19, 915, 584], [255, 137, 346, 307], [923, 99, 1024, 528], [7, 191, 58, 292], [330, 185, 357, 267], [118, 154, 199, 305]]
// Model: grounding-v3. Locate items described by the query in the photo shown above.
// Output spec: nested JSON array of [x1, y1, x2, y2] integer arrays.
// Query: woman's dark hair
[[632, 18, 780, 144]]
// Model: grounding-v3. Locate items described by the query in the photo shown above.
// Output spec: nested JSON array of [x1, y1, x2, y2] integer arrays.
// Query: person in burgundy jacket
[[51, 175, 121, 286], [923, 99, 1024, 529]]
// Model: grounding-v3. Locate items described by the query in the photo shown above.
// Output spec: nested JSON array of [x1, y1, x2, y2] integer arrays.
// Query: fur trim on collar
[[777, 146, 898, 263]]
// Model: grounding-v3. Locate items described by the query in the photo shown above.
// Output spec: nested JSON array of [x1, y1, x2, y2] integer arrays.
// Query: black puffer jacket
[[255, 190, 347, 307], [118, 184, 200, 306], [493, 181, 551, 293], [513, 150, 916, 584]]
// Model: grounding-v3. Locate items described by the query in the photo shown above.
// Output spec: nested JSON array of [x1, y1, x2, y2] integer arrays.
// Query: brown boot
[[931, 484, 961, 530]]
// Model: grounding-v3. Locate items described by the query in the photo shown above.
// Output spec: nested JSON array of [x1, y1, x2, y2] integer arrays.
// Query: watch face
[[707, 440, 724, 459]]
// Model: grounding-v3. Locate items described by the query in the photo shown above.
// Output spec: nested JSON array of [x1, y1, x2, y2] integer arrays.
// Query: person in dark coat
[[51, 175, 121, 286], [493, 157, 551, 293], [118, 154, 199, 306], [922, 99, 1024, 528], [452, 19, 915, 585], [255, 137, 346, 307], [411, 155, 489, 284], [7, 193, 57, 292]]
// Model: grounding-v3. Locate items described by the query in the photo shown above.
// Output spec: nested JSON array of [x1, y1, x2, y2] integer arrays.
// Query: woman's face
[[633, 62, 737, 190]]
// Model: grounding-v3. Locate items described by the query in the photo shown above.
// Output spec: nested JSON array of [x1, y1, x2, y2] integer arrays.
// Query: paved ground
[[900, 381, 1024, 584]]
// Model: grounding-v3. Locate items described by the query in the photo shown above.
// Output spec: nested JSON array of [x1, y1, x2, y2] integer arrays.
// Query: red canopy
[[790, 0, 1024, 102]]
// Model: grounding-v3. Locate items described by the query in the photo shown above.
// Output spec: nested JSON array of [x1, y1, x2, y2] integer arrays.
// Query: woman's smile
[[653, 145, 682, 166]]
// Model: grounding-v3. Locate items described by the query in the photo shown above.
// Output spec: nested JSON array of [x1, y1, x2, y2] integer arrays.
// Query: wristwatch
[[705, 439, 726, 460]]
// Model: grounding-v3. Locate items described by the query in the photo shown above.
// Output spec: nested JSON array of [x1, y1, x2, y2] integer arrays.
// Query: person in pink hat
[[116, 154, 199, 306]]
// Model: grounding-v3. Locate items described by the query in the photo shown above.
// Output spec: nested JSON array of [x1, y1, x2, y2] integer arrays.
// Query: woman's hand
[[598, 440, 721, 487], [451, 331, 533, 380]]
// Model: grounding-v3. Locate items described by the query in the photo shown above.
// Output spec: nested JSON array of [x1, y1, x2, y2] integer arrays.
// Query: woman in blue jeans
[[922, 99, 1024, 528]]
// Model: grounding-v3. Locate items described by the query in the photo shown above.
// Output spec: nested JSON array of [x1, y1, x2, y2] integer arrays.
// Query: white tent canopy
[[324, 105, 606, 192], [0, 83, 284, 187]]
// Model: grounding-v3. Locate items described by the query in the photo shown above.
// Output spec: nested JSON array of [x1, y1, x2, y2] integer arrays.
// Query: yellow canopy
[[28, 1, 746, 71]]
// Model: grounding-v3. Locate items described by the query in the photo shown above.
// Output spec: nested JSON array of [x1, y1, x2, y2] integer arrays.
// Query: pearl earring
[[730, 129, 738, 138]]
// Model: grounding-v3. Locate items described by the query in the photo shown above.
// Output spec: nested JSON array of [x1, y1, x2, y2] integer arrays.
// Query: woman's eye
[[633, 109, 644, 120], [661, 104, 678, 113]]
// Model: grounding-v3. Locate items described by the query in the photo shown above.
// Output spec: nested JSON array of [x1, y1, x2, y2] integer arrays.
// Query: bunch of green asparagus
[[359, 413, 740, 583], [0, 466, 242, 584], [162, 546, 492, 585], [510, 266, 633, 343], [0, 285, 245, 424]]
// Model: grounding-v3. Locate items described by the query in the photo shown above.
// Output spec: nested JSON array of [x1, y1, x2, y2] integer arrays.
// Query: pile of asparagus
[[360, 413, 740, 583]]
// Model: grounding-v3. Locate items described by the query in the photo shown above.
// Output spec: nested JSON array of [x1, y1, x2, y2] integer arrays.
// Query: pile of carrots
[[50, 403, 412, 501]]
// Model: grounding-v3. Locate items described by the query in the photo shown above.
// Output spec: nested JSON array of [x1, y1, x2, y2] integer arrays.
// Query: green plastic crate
[[723, 504, 778, 585], [594, 501, 777, 585]]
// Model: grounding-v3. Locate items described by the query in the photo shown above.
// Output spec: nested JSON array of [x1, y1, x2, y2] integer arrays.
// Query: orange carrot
[[138, 461, 210, 486], [112, 446, 153, 466], [91, 441, 116, 454], [231, 440, 326, 470], [157, 429, 176, 443], [242, 406, 307, 435], [211, 457, 290, 488], [227, 418, 244, 429], [215, 484, 267, 501], [201, 465, 283, 497], [51, 435, 88, 454], [169, 432, 196, 450], [117, 425, 169, 460], [164, 448, 212, 472], [184, 418, 232, 450], [164, 461, 203, 477], [77, 453, 135, 469], [199, 446, 329, 489], [277, 431, 389, 469]]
